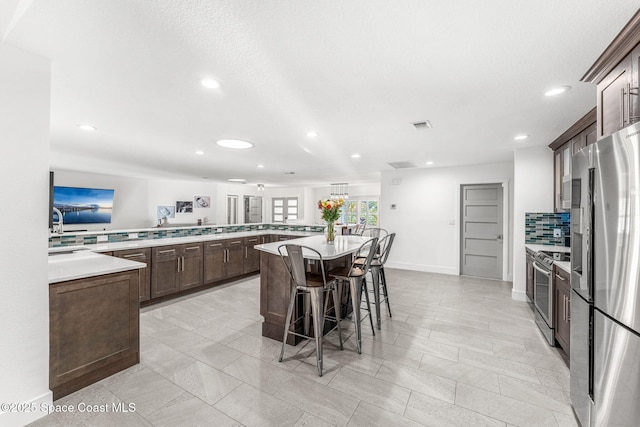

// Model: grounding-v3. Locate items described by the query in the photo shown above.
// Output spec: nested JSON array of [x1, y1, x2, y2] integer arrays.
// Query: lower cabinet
[[203, 238, 245, 283], [49, 270, 140, 399], [243, 235, 265, 274], [113, 248, 151, 302], [554, 266, 571, 354], [151, 243, 203, 298]]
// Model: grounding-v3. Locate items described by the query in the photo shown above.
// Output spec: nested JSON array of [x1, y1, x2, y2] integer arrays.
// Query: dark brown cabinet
[[113, 248, 151, 302], [151, 243, 203, 298], [550, 109, 596, 212], [526, 251, 534, 303], [49, 269, 140, 399], [243, 235, 263, 274], [596, 54, 635, 139], [582, 12, 640, 139], [554, 266, 571, 354], [204, 238, 245, 284]]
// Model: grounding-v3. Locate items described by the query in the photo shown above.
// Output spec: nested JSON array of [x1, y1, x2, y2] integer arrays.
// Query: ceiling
[[2, 1, 639, 187]]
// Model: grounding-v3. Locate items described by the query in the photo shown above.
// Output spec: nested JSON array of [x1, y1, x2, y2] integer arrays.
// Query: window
[[339, 198, 378, 226], [272, 197, 298, 223]]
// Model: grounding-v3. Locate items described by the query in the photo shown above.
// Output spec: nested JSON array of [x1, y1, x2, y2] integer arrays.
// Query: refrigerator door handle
[[586, 167, 595, 298]]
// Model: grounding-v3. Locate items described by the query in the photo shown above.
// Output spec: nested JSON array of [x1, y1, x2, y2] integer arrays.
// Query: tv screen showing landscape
[[53, 186, 115, 224]]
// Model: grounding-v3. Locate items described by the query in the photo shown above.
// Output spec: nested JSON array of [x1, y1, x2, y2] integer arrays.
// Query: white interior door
[[460, 183, 503, 279], [227, 195, 238, 224]]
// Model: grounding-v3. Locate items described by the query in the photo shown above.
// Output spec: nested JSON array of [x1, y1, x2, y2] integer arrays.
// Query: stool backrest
[[377, 233, 396, 265], [361, 227, 388, 240], [278, 244, 326, 288], [351, 237, 379, 274]]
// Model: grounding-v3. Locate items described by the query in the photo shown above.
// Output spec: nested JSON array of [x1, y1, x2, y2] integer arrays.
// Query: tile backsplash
[[525, 212, 571, 246]]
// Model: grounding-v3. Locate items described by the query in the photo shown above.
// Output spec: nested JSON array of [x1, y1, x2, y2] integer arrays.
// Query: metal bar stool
[[329, 237, 378, 354], [364, 233, 396, 329], [277, 244, 343, 377]]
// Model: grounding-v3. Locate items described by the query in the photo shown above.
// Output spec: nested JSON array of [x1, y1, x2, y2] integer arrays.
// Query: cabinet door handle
[[182, 256, 185, 271], [177, 257, 181, 272], [209, 243, 223, 247], [159, 249, 176, 254], [245, 247, 248, 258], [185, 246, 199, 251], [621, 86, 626, 128], [230, 241, 242, 245], [224, 249, 228, 263], [566, 296, 571, 322], [123, 253, 145, 258]]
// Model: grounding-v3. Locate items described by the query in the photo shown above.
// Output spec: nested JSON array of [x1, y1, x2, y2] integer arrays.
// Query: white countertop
[[48, 251, 145, 284], [255, 234, 367, 260], [525, 244, 571, 254], [49, 230, 320, 254]]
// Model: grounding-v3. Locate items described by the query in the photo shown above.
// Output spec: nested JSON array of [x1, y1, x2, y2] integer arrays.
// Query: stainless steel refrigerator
[[571, 121, 640, 426]]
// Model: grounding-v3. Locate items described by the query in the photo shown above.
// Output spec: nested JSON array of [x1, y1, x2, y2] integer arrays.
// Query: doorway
[[227, 195, 238, 224], [460, 183, 503, 279]]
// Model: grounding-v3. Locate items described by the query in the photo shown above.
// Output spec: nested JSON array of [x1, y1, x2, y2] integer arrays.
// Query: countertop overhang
[[48, 251, 145, 284]]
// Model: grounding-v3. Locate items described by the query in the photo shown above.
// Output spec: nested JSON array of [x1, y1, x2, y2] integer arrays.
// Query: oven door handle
[[533, 263, 551, 277]]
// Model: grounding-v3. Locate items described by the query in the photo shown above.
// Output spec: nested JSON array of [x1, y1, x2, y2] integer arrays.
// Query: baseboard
[[511, 289, 528, 301], [0, 390, 53, 427], [385, 262, 458, 276]]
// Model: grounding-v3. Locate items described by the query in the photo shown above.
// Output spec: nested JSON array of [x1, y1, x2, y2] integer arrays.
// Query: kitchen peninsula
[[254, 234, 367, 344]]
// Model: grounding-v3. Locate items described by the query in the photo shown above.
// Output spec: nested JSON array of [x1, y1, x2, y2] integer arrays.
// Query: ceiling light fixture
[[257, 184, 265, 191], [216, 139, 254, 149], [257, 164, 264, 168], [195, 150, 204, 155], [228, 178, 246, 183], [330, 183, 349, 200], [514, 134, 529, 141], [351, 153, 361, 159], [76, 124, 96, 131], [544, 86, 571, 97], [426, 161, 434, 166], [201, 78, 221, 89], [307, 131, 318, 138]]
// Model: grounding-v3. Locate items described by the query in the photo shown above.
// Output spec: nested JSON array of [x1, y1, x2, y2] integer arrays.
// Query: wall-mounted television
[[53, 186, 115, 224]]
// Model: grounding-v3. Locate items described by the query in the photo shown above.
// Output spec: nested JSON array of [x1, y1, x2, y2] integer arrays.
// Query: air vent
[[388, 161, 416, 169], [412, 120, 432, 129]]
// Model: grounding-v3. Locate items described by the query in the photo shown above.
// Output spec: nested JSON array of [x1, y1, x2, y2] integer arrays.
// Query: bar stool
[[329, 237, 378, 354], [359, 233, 396, 329], [277, 244, 343, 377]]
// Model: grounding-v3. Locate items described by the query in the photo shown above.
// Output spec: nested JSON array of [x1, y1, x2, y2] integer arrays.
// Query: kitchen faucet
[[52, 207, 64, 234]]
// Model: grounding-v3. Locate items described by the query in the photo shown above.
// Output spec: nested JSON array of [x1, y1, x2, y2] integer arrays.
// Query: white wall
[[512, 146, 554, 300], [381, 162, 514, 279], [0, 43, 52, 426], [148, 178, 218, 226]]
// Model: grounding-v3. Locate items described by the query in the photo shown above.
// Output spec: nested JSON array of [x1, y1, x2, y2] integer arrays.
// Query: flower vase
[[326, 221, 336, 244]]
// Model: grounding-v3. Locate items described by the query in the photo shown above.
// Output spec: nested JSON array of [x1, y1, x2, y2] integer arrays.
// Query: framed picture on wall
[[157, 205, 175, 219], [194, 196, 210, 208], [176, 201, 193, 213]]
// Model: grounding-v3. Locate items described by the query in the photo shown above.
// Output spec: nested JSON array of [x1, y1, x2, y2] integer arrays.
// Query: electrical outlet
[[97, 235, 108, 242], [216, 228, 222, 233], [305, 227, 311, 231], [553, 229, 562, 237], [128, 233, 138, 239]]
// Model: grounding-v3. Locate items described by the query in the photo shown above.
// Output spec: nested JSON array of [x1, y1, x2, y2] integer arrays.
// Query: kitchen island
[[254, 234, 366, 344], [48, 251, 145, 399]]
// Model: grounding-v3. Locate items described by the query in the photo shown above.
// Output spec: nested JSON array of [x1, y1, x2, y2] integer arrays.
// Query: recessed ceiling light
[[195, 150, 204, 155], [351, 153, 361, 158], [426, 161, 434, 166], [307, 131, 318, 138], [514, 134, 529, 141], [76, 124, 96, 131], [228, 178, 246, 183], [216, 139, 254, 149], [257, 164, 264, 168], [544, 86, 571, 97], [201, 78, 221, 89]]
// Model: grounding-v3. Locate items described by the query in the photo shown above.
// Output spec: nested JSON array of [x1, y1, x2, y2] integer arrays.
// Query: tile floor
[[29, 269, 577, 427]]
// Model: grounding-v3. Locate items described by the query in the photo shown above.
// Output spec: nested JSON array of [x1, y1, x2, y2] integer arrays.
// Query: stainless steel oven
[[533, 252, 555, 345]]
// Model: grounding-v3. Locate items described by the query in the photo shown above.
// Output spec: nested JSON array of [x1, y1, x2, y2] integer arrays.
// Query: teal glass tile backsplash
[[525, 212, 570, 245]]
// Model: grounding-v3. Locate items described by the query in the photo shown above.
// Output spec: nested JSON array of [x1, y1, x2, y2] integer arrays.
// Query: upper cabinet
[[582, 10, 640, 139], [549, 109, 597, 212]]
